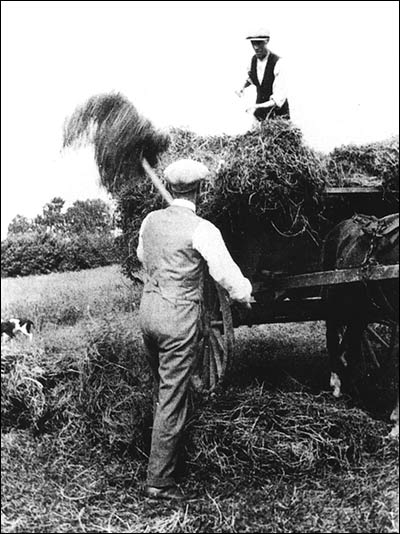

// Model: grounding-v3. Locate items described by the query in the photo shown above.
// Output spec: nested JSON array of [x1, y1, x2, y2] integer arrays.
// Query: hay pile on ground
[[2, 330, 397, 479], [2, 421, 398, 533], [184, 385, 393, 481], [2, 324, 398, 532], [1, 343, 81, 433], [1, 320, 153, 455], [77, 321, 153, 454]]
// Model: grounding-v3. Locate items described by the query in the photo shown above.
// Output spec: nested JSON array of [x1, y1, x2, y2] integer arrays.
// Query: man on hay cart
[[237, 27, 291, 122]]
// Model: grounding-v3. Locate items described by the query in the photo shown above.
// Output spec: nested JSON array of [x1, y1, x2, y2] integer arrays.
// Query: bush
[[1, 231, 118, 278]]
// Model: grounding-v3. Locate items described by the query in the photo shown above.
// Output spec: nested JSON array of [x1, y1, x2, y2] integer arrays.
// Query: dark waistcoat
[[249, 51, 290, 120]]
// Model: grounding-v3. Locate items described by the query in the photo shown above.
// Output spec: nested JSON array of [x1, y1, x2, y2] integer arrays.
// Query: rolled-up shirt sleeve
[[137, 214, 151, 263], [271, 58, 287, 108], [192, 220, 253, 303]]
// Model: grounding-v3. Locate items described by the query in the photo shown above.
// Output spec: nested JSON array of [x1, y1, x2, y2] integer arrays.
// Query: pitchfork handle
[[142, 158, 173, 206]]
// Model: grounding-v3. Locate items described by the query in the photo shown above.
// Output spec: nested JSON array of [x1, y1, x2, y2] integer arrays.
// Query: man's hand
[[247, 101, 275, 113], [242, 296, 256, 310]]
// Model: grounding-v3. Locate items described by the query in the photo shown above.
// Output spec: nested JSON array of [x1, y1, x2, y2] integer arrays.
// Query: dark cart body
[[197, 186, 399, 394], [231, 186, 398, 326]]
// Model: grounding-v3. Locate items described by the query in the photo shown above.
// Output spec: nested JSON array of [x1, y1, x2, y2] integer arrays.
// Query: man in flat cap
[[237, 27, 290, 121], [137, 159, 252, 501]]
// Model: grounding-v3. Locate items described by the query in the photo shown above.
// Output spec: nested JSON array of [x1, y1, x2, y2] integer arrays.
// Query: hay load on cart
[[116, 116, 398, 284]]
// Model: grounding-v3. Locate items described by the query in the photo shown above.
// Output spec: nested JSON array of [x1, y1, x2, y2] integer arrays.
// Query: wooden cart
[[196, 185, 399, 394]]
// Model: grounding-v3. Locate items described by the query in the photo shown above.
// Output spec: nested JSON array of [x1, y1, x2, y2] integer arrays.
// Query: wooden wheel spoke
[[337, 328, 348, 360], [208, 292, 219, 317], [362, 332, 381, 369], [213, 327, 225, 352], [215, 321, 230, 373], [338, 336, 347, 355], [202, 343, 210, 389], [209, 330, 223, 379], [389, 324, 399, 352], [209, 343, 217, 391], [366, 325, 390, 349]]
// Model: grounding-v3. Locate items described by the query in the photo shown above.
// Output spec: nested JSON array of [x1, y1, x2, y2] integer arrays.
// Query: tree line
[[2, 198, 121, 277]]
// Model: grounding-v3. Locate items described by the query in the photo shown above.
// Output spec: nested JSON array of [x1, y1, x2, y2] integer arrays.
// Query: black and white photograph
[[1, 1, 399, 532]]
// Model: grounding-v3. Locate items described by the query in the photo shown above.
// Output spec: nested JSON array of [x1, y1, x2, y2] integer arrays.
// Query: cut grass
[[1, 265, 399, 532], [1, 420, 398, 533]]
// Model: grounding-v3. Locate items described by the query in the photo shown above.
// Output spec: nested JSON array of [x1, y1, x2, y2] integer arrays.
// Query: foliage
[[2, 198, 119, 278], [1, 231, 117, 278], [34, 197, 66, 234], [7, 215, 35, 236], [8, 197, 115, 237], [64, 198, 114, 234]]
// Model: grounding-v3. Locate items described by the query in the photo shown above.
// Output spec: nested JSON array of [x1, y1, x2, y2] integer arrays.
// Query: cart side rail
[[261, 263, 399, 292]]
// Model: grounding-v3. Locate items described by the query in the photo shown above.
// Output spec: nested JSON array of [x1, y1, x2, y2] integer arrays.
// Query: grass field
[[1, 265, 398, 533]]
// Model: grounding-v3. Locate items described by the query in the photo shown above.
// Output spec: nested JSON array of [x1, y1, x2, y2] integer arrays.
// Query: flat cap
[[164, 159, 209, 193], [246, 27, 270, 40]]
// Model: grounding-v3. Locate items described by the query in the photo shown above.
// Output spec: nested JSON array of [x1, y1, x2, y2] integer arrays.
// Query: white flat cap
[[164, 159, 209, 192], [246, 27, 270, 40]]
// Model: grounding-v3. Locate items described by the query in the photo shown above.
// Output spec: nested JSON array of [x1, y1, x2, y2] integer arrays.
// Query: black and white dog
[[1, 318, 34, 342]]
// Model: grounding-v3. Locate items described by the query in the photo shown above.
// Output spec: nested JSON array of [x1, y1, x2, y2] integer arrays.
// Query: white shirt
[[137, 199, 253, 304], [248, 52, 287, 108]]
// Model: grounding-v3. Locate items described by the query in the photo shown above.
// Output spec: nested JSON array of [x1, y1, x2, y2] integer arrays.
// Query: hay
[[164, 120, 327, 225], [77, 322, 153, 455], [1, 318, 153, 457], [62, 92, 398, 277], [63, 92, 170, 194], [184, 385, 394, 481], [327, 136, 399, 199], [2, 326, 398, 534], [115, 121, 399, 279], [1, 344, 81, 432], [117, 119, 332, 277], [2, 331, 396, 480]]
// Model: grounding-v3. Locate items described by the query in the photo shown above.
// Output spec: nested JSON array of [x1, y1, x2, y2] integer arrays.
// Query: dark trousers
[[139, 291, 201, 488], [254, 99, 290, 121]]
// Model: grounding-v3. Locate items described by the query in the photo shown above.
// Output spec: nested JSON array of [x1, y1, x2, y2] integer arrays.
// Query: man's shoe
[[145, 485, 186, 501]]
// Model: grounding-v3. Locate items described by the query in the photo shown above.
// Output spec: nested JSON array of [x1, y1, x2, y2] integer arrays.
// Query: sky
[[1, 0, 399, 239]]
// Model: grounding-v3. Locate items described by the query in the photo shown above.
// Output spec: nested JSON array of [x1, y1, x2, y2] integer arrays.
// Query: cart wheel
[[192, 275, 234, 395]]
